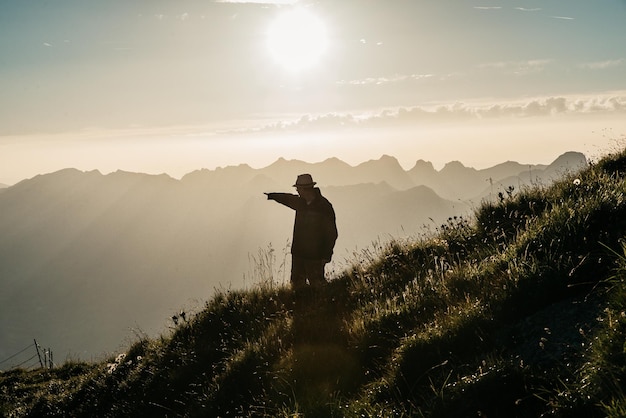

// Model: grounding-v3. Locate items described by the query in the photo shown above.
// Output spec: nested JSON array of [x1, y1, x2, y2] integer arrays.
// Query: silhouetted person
[[265, 174, 338, 290]]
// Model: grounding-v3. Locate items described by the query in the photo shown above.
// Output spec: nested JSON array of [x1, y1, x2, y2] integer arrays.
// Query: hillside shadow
[[287, 282, 360, 414]]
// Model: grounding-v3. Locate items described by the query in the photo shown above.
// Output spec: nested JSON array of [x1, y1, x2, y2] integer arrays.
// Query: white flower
[[573, 179, 581, 186]]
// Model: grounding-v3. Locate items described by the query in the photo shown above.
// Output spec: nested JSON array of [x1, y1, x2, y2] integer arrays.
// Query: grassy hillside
[[3, 148, 626, 417]]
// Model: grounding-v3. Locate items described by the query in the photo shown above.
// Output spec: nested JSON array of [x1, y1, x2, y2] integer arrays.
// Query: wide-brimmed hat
[[293, 173, 316, 188]]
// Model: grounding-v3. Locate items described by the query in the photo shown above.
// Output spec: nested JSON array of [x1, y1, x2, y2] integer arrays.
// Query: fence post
[[33, 339, 44, 369]]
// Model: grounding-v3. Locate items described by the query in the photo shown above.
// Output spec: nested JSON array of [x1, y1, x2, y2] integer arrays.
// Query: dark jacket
[[267, 188, 338, 261]]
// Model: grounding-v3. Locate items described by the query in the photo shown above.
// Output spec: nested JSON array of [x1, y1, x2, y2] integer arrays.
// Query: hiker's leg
[[290, 256, 307, 290], [307, 259, 327, 288]]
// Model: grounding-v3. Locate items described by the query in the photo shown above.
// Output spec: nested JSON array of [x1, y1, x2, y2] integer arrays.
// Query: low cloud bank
[[243, 94, 626, 134]]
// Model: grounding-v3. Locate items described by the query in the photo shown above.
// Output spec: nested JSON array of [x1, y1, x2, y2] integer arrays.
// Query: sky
[[1, 0, 625, 185]]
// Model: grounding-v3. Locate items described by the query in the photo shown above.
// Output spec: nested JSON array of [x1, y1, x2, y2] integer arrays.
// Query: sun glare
[[266, 9, 328, 72]]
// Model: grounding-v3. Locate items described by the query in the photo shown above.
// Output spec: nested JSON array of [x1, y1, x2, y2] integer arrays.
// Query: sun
[[266, 9, 328, 72]]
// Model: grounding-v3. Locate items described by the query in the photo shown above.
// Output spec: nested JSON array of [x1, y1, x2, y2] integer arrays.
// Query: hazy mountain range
[[0, 152, 586, 363]]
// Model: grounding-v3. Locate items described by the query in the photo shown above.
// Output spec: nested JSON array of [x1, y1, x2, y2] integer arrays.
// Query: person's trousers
[[291, 256, 326, 289]]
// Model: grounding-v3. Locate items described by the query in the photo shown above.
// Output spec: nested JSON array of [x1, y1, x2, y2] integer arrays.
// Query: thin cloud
[[551, 15, 575, 20], [478, 61, 508, 69], [514, 59, 553, 75], [478, 59, 553, 75], [474, 6, 502, 10], [215, 0, 299, 3], [515, 7, 541, 12], [336, 73, 433, 86], [579, 59, 625, 70]]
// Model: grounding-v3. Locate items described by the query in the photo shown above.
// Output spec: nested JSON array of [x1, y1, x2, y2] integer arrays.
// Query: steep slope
[[475, 151, 588, 201]]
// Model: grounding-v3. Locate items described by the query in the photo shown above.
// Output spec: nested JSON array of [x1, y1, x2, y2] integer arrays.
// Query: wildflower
[[106, 363, 117, 374], [573, 178, 581, 186]]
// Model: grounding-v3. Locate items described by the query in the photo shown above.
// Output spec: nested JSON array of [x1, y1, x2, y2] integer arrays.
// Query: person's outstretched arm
[[264, 192, 300, 210]]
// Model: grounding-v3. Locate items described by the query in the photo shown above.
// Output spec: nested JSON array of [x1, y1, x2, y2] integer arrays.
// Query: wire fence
[[0, 340, 54, 371]]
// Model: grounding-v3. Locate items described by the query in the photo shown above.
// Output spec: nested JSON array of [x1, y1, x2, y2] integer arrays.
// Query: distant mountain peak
[[358, 154, 402, 168], [410, 159, 436, 172], [443, 160, 466, 169], [223, 163, 252, 170], [215, 163, 254, 172], [378, 154, 402, 166], [267, 157, 308, 169], [379, 154, 398, 161], [441, 161, 474, 174], [550, 151, 587, 167]]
